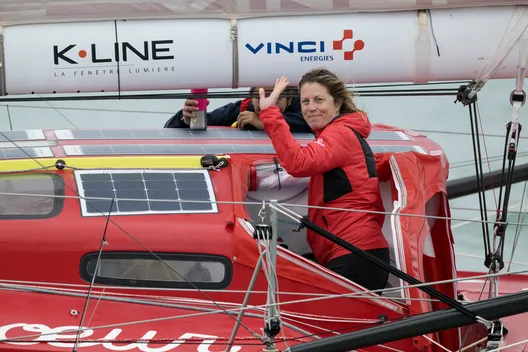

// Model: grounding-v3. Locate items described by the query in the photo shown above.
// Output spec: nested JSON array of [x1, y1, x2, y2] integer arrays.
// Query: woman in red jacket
[[258, 68, 390, 291]]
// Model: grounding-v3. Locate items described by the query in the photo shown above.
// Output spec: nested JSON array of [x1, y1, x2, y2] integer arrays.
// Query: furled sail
[[0, 1, 526, 95], [0, 0, 525, 23]]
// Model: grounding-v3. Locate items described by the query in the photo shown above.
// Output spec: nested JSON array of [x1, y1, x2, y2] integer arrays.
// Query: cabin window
[[0, 173, 63, 219], [80, 252, 232, 289]]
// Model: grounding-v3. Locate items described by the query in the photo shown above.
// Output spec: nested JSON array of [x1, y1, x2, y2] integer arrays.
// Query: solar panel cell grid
[[76, 170, 218, 217]]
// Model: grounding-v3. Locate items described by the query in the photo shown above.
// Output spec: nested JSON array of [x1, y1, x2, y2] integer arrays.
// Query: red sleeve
[[260, 106, 351, 178]]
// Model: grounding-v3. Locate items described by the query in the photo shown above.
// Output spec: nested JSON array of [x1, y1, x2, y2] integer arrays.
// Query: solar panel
[[371, 145, 427, 154], [74, 170, 218, 217], [64, 144, 277, 156], [64, 144, 427, 156], [0, 147, 54, 159], [369, 131, 410, 141], [0, 141, 57, 148], [0, 130, 45, 141], [55, 129, 409, 141], [54, 129, 314, 141]]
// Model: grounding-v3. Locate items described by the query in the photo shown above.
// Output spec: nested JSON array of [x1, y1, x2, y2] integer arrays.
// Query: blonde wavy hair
[[298, 68, 362, 115]]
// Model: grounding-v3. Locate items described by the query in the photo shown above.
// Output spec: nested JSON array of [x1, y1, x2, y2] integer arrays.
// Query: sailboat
[[0, 1, 526, 351]]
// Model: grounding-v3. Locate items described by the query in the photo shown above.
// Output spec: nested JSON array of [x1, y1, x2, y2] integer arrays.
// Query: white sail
[[0, 2, 526, 95]]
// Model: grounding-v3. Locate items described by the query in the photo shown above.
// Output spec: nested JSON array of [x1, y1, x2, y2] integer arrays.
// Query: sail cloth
[[0, 0, 526, 24]]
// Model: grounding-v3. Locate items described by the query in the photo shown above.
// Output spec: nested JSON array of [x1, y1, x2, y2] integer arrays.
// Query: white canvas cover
[[0, 0, 525, 25]]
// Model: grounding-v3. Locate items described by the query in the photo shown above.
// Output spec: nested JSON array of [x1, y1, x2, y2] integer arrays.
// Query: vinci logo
[[245, 30, 365, 62], [53, 40, 174, 65]]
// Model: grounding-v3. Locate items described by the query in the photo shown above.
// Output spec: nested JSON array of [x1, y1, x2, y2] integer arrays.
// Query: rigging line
[[0, 335, 390, 347], [451, 205, 528, 215], [468, 100, 491, 257], [351, 80, 467, 89], [456, 253, 528, 268], [450, 200, 523, 230], [72, 198, 114, 352], [490, 104, 522, 272], [1, 190, 526, 226], [277, 200, 526, 227], [45, 100, 77, 128], [0, 133, 263, 342], [1, 298, 411, 348], [0, 103, 508, 135], [272, 205, 484, 325], [507, 181, 528, 271], [0, 284, 441, 324], [0, 290, 319, 343], [450, 152, 528, 169], [458, 266, 494, 352], [3, 267, 526, 321], [426, 9, 441, 57], [423, 334, 451, 352], [87, 288, 106, 326], [0, 282, 443, 303], [476, 101, 499, 208], [495, 119, 515, 229], [0, 88, 460, 103], [2, 190, 526, 226], [113, 20, 121, 100], [0, 278, 371, 296], [0, 103, 177, 115], [2, 268, 527, 344], [0, 279, 445, 302], [0, 341, 283, 347], [486, 336, 528, 352], [5, 104, 11, 131], [402, 128, 528, 140]]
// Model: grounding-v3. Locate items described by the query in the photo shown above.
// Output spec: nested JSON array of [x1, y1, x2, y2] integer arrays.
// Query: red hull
[[457, 271, 528, 352], [0, 289, 312, 352], [0, 126, 524, 351]]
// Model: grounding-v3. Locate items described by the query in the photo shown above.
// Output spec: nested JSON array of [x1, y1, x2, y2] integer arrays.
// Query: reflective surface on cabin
[[0, 174, 62, 218]]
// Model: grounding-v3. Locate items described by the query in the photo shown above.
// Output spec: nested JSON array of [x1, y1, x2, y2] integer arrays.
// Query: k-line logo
[[53, 40, 174, 65], [245, 30, 365, 62]]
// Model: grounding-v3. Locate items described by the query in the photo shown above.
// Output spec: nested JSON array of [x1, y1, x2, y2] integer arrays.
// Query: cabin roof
[[0, 126, 443, 161], [0, 0, 523, 25]]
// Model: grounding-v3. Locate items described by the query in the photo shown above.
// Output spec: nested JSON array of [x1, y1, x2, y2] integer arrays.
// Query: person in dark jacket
[[256, 69, 390, 292], [164, 87, 311, 133]]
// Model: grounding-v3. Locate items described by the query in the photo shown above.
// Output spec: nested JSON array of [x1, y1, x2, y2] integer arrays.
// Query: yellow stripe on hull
[[0, 156, 225, 172]]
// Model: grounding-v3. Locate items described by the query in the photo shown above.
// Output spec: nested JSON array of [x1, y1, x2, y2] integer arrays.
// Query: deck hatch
[[63, 144, 426, 156], [74, 169, 218, 217], [54, 128, 409, 141]]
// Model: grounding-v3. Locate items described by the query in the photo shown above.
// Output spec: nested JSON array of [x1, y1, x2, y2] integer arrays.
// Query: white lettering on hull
[[0, 323, 242, 351]]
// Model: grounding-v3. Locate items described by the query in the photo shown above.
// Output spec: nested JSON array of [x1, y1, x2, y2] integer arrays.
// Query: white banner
[[237, 7, 523, 87], [3, 19, 233, 94]]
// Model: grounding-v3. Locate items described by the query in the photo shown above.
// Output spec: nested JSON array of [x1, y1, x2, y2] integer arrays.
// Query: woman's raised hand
[[258, 76, 289, 111]]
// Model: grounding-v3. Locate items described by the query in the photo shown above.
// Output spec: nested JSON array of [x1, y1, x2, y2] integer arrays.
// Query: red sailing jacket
[[240, 98, 251, 112], [259, 106, 388, 267]]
